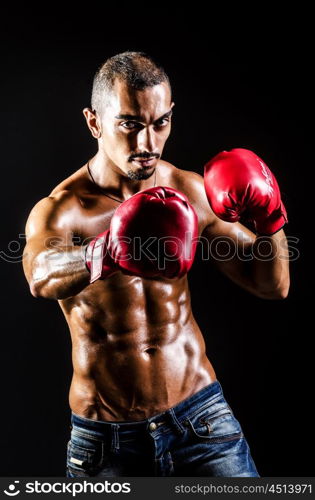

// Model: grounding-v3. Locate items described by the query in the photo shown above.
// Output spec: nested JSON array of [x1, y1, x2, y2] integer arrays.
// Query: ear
[[82, 108, 102, 139]]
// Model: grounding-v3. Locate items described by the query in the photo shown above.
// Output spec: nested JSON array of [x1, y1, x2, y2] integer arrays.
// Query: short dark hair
[[91, 51, 171, 114]]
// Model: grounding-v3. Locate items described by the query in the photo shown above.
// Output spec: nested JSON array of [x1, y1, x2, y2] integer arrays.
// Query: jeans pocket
[[186, 401, 243, 442], [67, 429, 104, 476]]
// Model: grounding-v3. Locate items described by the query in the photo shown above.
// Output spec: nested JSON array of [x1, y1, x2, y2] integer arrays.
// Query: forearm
[[249, 229, 290, 299], [208, 222, 290, 300], [25, 244, 90, 300]]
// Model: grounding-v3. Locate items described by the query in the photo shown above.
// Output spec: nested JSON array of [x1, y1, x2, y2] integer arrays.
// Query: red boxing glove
[[85, 186, 198, 283], [204, 148, 288, 235]]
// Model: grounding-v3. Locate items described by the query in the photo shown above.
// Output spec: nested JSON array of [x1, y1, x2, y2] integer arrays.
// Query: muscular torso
[[55, 161, 217, 421]]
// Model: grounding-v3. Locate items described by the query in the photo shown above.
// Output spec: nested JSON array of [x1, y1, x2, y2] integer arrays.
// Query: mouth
[[132, 157, 157, 168]]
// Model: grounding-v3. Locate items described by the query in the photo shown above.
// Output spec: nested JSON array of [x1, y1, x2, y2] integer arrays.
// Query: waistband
[[71, 379, 223, 433]]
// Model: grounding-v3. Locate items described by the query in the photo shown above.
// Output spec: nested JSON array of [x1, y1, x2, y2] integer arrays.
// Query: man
[[22, 51, 289, 477]]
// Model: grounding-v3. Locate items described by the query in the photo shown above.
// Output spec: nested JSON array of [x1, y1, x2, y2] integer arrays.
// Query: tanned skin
[[23, 79, 290, 422]]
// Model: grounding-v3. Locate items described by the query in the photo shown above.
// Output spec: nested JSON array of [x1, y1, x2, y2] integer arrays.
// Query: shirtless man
[[22, 51, 290, 477]]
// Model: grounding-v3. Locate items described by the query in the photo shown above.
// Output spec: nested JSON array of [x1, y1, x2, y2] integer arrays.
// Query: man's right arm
[[23, 185, 200, 299], [23, 192, 91, 300]]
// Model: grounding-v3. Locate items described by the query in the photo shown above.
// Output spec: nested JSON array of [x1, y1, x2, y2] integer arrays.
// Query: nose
[[136, 125, 156, 154]]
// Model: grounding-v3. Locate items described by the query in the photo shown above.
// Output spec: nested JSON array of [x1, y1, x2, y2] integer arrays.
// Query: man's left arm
[[201, 216, 290, 300], [201, 148, 290, 300]]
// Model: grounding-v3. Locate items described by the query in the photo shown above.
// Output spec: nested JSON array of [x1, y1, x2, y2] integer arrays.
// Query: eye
[[154, 118, 170, 128], [120, 118, 170, 131], [121, 121, 140, 130]]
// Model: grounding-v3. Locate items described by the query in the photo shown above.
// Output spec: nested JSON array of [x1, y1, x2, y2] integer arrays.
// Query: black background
[[0, 6, 312, 477]]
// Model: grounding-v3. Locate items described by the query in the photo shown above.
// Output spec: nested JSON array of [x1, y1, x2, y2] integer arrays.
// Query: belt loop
[[111, 424, 120, 453], [169, 408, 185, 435]]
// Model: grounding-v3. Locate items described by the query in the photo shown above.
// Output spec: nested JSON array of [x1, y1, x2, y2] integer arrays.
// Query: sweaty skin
[[23, 79, 289, 422], [25, 161, 219, 421], [23, 160, 289, 421]]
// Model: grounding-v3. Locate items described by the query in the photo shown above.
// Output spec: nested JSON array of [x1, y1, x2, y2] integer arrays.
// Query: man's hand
[[85, 186, 199, 283], [204, 148, 288, 235]]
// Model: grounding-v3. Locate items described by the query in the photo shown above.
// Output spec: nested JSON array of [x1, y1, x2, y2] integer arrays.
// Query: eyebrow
[[114, 109, 173, 122]]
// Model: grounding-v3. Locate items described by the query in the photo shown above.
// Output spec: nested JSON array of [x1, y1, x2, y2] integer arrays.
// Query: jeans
[[66, 380, 260, 477]]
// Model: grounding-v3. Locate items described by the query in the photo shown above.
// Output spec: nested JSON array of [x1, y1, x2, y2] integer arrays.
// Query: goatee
[[127, 168, 155, 181]]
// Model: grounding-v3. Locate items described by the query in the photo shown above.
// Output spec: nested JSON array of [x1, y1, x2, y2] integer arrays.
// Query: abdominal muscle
[[60, 274, 217, 422]]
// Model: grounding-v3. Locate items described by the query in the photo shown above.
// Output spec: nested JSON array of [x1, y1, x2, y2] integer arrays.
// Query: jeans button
[[149, 422, 157, 431]]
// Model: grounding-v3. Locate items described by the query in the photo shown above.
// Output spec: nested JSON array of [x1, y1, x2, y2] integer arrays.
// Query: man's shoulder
[[161, 160, 207, 202], [160, 160, 215, 229], [25, 166, 87, 234], [38, 165, 88, 213], [49, 165, 88, 197]]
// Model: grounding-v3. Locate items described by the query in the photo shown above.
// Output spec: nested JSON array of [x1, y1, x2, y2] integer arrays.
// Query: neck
[[87, 150, 157, 199]]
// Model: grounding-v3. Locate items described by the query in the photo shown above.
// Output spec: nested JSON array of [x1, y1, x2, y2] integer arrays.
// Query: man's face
[[99, 79, 174, 180]]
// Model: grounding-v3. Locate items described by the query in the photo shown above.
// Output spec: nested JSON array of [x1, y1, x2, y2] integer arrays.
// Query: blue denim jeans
[[66, 380, 260, 477]]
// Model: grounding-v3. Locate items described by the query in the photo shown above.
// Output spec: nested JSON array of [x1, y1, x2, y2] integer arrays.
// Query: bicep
[[23, 196, 73, 280]]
